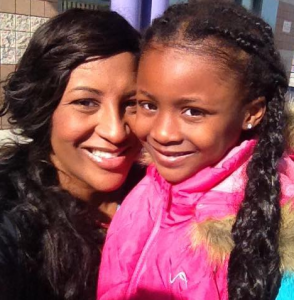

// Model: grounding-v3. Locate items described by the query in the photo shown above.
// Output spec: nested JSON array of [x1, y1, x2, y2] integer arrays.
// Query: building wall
[[273, 0, 294, 84], [0, 0, 58, 129]]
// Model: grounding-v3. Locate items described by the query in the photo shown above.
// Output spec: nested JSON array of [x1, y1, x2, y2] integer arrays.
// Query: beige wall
[[274, 1, 294, 80], [0, 0, 58, 129], [0, 0, 58, 16]]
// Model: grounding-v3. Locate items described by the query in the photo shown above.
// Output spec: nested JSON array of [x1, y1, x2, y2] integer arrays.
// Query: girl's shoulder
[[277, 272, 294, 299], [279, 154, 294, 204], [107, 168, 162, 236], [279, 198, 294, 278], [278, 153, 294, 298]]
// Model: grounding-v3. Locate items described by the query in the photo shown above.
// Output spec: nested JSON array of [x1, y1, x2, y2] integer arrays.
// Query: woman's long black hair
[[142, 1, 288, 299], [0, 8, 140, 300]]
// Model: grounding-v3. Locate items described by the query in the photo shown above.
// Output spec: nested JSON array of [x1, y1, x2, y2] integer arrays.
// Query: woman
[[0, 8, 142, 300]]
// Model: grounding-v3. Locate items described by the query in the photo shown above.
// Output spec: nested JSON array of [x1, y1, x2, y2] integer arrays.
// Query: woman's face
[[50, 52, 141, 200]]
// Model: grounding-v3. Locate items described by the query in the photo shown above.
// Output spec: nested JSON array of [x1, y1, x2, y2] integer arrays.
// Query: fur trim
[[138, 148, 153, 166], [285, 100, 294, 151], [190, 216, 235, 265], [279, 202, 294, 272], [190, 201, 294, 271]]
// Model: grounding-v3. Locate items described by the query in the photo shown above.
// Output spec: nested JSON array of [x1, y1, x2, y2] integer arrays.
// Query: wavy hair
[[0, 8, 140, 300], [142, 1, 288, 299]]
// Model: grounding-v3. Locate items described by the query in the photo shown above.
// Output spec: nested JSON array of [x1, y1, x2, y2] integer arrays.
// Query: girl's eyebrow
[[176, 97, 205, 105], [137, 90, 205, 105], [137, 89, 157, 101]]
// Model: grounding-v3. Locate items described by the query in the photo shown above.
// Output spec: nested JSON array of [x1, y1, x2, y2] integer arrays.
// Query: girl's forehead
[[139, 46, 237, 84], [137, 47, 243, 107]]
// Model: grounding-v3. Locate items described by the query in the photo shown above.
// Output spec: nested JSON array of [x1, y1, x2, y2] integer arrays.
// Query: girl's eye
[[183, 108, 204, 117], [139, 102, 157, 111]]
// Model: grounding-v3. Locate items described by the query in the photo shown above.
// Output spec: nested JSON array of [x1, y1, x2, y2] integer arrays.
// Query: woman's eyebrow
[[124, 90, 136, 98], [68, 86, 104, 95]]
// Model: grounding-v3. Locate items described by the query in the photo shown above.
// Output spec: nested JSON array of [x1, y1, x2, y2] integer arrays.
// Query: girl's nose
[[150, 113, 182, 145]]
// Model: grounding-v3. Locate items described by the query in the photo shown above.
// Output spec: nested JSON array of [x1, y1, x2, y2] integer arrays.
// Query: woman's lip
[[82, 148, 129, 170], [150, 146, 195, 168]]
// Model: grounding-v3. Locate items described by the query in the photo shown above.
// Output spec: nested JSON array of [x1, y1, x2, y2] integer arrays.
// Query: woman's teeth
[[91, 150, 121, 159]]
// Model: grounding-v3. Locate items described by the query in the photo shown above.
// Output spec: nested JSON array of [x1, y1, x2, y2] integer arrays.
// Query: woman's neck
[[56, 168, 121, 218]]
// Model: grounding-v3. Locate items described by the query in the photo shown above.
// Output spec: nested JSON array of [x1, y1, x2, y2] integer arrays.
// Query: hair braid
[[204, 25, 286, 83], [229, 88, 286, 299], [222, 6, 274, 45], [197, 14, 288, 300]]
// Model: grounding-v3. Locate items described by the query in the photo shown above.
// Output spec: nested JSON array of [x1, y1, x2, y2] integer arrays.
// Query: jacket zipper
[[126, 186, 171, 298]]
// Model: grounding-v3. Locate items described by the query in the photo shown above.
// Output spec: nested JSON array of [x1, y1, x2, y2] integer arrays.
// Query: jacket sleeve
[[0, 214, 21, 300]]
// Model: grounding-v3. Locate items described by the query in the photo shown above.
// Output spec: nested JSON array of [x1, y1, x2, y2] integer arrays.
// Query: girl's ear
[[242, 97, 266, 130]]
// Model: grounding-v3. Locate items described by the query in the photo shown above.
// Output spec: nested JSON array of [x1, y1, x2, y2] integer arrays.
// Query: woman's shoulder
[[0, 211, 23, 299], [0, 212, 18, 250]]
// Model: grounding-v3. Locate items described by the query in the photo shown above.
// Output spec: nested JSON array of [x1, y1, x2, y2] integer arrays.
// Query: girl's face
[[136, 47, 250, 184], [51, 52, 141, 200]]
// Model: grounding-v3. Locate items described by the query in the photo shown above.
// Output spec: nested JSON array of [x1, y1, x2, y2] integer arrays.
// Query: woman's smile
[[51, 52, 141, 197], [82, 146, 133, 170]]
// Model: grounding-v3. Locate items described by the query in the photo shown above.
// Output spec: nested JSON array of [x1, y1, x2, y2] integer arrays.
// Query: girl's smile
[[147, 144, 196, 168]]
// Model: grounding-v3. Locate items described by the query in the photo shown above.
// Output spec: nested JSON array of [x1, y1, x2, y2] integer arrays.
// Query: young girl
[[98, 2, 294, 299]]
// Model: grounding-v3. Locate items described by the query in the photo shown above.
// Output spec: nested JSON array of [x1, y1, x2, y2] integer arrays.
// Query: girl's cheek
[[134, 118, 149, 139]]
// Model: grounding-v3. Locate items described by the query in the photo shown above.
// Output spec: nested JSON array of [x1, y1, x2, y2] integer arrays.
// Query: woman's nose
[[95, 108, 129, 145]]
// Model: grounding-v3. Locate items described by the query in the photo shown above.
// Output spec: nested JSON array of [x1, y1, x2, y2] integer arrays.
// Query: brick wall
[[0, 0, 58, 129]]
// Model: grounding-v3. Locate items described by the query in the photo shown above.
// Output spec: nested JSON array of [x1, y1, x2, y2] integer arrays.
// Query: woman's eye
[[123, 99, 137, 113], [140, 102, 157, 111], [72, 99, 98, 107], [124, 99, 137, 108], [184, 108, 204, 117]]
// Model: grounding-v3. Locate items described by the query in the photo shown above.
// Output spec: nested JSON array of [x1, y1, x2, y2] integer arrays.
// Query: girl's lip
[[83, 148, 129, 170], [150, 146, 195, 168]]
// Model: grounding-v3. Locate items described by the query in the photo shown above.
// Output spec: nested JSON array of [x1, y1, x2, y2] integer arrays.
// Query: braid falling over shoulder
[[143, 2, 289, 299]]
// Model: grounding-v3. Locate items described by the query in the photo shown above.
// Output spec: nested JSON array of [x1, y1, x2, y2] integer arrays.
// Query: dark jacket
[[0, 145, 145, 300]]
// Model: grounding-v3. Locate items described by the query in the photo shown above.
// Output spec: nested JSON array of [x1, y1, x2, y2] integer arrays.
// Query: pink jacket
[[98, 140, 294, 300]]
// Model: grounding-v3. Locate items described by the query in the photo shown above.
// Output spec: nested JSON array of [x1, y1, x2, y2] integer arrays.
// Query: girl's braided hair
[[142, 1, 288, 299]]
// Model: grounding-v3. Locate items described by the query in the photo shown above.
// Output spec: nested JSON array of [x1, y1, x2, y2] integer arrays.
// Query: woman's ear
[[242, 97, 266, 130]]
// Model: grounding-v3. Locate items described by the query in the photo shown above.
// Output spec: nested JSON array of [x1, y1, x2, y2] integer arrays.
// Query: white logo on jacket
[[169, 271, 188, 288]]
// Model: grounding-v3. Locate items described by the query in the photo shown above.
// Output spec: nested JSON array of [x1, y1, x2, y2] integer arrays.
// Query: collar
[[147, 139, 257, 226]]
